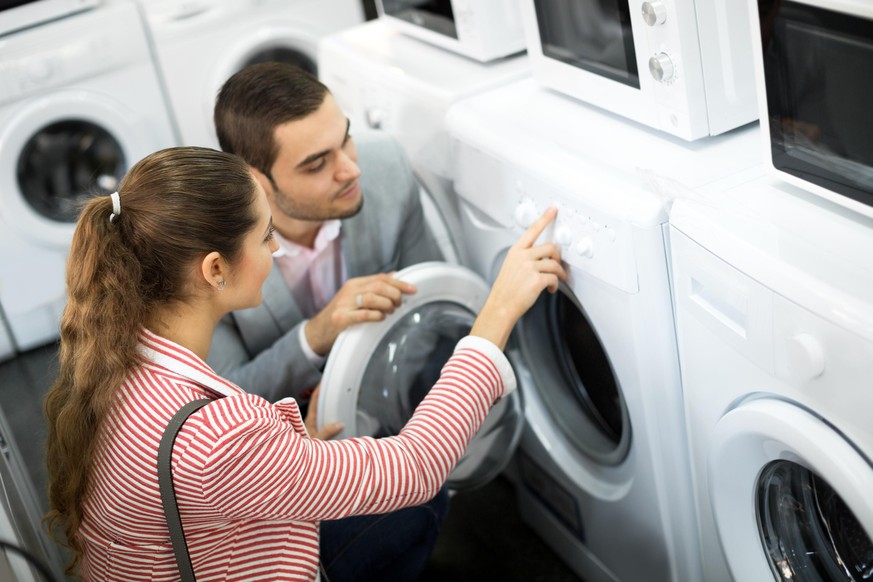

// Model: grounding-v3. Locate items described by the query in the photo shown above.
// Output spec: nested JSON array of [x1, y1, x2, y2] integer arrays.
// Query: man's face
[[264, 93, 363, 222]]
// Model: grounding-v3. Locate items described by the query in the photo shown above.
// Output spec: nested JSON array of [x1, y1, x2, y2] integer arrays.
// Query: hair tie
[[109, 192, 121, 223]]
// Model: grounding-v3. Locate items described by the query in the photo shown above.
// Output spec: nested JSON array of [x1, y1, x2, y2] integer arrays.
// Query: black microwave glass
[[381, 0, 457, 39], [760, 1, 873, 208], [0, 0, 42, 8], [534, 0, 639, 89]]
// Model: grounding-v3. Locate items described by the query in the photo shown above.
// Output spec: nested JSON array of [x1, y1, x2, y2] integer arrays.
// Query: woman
[[44, 147, 565, 581]]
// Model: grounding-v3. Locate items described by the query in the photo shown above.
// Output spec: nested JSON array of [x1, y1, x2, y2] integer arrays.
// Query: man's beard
[[273, 182, 364, 221]]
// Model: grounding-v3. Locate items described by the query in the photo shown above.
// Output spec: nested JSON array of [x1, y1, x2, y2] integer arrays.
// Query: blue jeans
[[319, 488, 450, 582]]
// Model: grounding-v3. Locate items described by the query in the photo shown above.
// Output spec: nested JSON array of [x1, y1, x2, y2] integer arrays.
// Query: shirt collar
[[272, 220, 342, 258], [136, 329, 243, 398]]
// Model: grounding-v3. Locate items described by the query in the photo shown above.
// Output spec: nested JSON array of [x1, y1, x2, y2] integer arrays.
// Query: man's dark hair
[[214, 62, 330, 179]]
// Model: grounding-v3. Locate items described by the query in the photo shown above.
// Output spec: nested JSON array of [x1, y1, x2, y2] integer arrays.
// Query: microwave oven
[[519, 0, 759, 141], [376, 0, 526, 62], [750, 0, 873, 219]]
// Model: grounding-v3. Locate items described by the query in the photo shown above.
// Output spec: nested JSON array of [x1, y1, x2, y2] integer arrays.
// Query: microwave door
[[763, 0, 873, 208], [380, 0, 457, 39], [534, 0, 639, 89]]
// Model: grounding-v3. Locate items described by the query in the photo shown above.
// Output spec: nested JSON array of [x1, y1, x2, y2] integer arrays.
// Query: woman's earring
[[217, 280, 227, 290]]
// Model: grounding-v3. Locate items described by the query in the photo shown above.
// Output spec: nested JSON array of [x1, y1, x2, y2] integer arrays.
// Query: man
[[207, 62, 447, 582], [208, 62, 443, 407]]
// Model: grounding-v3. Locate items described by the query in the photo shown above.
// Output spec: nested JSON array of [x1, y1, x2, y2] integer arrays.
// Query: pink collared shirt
[[271, 221, 345, 321]]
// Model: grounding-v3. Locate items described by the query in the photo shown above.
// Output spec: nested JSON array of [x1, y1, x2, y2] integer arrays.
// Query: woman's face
[[227, 179, 279, 310]]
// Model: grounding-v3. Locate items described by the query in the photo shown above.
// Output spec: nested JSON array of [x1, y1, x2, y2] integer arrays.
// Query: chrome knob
[[649, 52, 675, 82], [641, 1, 667, 26]]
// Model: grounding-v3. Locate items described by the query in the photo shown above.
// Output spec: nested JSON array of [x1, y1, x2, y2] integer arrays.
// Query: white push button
[[575, 237, 594, 258], [554, 226, 572, 247], [513, 200, 538, 228]]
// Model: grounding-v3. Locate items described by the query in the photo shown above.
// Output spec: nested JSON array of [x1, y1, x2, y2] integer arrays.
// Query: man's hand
[[304, 273, 417, 355], [304, 386, 344, 440]]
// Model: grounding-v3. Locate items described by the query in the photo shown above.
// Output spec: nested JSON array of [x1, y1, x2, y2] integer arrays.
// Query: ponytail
[[44, 196, 145, 573]]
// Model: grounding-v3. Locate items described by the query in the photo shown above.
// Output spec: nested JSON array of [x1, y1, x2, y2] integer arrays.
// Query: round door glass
[[758, 460, 873, 581], [17, 120, 124, 223], [357, 301, 474, 438], [243, 47, 317, 76], [517, 286, 630, 465]]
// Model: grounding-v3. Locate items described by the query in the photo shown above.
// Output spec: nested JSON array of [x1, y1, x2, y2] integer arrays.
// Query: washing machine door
[[709, 398, 873, 581], [0, 93, 147, 247], [515, 281, 632, 466], [317, 261, 524, 490]]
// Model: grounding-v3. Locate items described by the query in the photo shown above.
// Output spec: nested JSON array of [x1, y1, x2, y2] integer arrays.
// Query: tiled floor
[[0, 343, 582, 581]]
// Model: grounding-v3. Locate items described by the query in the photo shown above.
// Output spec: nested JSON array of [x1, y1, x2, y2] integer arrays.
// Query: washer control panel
[[0, 3, 148, 104], [511, 178, 638, 294]]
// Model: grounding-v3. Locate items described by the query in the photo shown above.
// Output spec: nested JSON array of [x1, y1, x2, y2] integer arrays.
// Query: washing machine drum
[[17, 119, 124, 223], [517, 285, 631, 466], [758, 461, 873, 581], [317, 262, 525, 490]]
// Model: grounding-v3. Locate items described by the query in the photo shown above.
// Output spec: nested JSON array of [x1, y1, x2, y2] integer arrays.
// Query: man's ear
[[200, 251, 227, 291]]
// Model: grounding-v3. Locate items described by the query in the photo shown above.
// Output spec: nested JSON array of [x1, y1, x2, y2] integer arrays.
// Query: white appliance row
[[0, 0, 365, 356], [315, 3, 873, 580], [316, 18, 765, 574]]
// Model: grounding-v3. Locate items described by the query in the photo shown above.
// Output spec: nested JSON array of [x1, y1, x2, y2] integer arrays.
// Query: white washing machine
[[318, 18, 530, 266], [0, 0, 178, 351], [669, 177, 873, 581], [140, 0, 364, 149], [439, 79, 762, 582]]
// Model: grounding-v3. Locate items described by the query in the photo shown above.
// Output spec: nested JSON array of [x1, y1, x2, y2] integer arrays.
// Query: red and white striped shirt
[[78, 328, 515, 581]]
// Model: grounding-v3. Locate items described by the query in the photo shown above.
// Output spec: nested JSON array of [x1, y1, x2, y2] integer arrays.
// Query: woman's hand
[[304, 386, 344, 440], [470, 207, 567, 350]]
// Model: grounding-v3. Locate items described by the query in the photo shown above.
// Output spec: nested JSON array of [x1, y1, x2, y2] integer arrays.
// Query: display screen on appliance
[[534, 0, 639, 88], [761, 0, 873, 206], [381, 0, 457, 39]]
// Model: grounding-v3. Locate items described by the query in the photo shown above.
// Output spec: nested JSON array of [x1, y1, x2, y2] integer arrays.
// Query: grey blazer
[[207, 132, 443, 402]]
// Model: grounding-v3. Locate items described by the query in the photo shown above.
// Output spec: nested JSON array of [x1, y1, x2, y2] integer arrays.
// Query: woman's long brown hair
[[43, 147, 259, 575]]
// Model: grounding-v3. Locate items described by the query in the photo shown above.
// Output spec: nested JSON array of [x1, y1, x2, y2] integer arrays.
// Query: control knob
[[574, 237, 594, 258], [649, 53, 675, 83], [513, 200, 538, 229], [783, 333, 825, 381], [641, 1, 667, 26], [26, 58, 54, 83], [554, 225, 572, 247]]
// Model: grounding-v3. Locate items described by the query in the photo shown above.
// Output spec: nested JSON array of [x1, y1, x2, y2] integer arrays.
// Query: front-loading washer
[[318, 18, 530, 266], [0, 0, 178, 351], [139, 0, 364, 149], [311, 74, 759, 580], [669, 176, 873, 581], [440, 79, 762, 582]]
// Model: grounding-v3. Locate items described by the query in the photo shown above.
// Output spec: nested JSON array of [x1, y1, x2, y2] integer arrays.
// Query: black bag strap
[[158, 399, 211, 582]]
